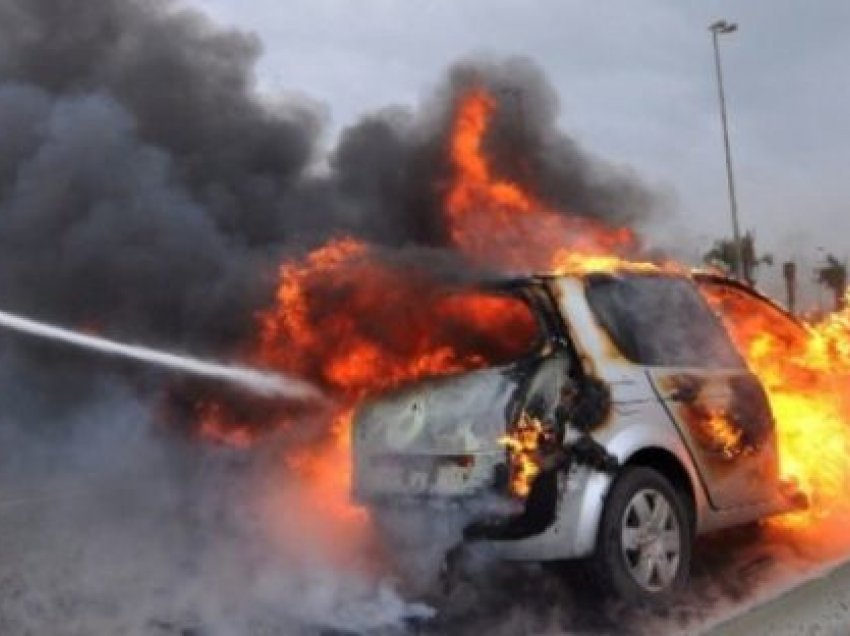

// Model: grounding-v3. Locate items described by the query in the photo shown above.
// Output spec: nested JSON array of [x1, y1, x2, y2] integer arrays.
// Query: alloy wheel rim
[[620, 487, 681, 592]]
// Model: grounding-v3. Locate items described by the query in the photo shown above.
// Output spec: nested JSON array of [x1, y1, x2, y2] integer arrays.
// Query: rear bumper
[[353, 450, 506, 501]]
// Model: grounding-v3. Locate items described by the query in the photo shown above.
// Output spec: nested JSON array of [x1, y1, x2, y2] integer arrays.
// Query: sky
[[192, 0, 849, 304]]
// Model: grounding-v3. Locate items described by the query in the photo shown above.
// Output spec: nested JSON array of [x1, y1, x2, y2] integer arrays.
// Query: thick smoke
[[0, 0, 666, 633], [329, 57, 660, 248], [0, 388, 439, 634], [0, 0, 665, 433], [0, 0, 660, 349]]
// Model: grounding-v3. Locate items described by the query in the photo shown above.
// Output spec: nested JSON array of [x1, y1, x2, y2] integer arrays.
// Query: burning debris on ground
[[0, 0, 849, 633]]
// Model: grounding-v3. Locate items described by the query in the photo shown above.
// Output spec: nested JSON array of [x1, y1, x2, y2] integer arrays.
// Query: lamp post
[[709, 19, 744, 281]]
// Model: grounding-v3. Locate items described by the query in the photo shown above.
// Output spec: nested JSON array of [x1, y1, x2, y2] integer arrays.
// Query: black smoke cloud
[[0, 0, 318, 353], [0, 0, 660, 354], [0, 0, 664, 631]]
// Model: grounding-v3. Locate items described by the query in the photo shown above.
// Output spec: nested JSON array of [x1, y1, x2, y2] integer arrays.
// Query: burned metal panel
[[506, 352, 573, 429], [649, 369, 779, 509], [554, 271, 780, 510], [353, 365, 518, 499], [470, 342, 624, 542], [545, 276, 663, 417], [545, 276, 649, 387], [492, 378, 704, 560], [352, 280, 583, 503], [543, 276, 611, 376], [490, 466, 608, 561]]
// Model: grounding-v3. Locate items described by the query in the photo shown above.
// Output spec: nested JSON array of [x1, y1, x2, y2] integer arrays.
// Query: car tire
[[590, 466, 692, 604]]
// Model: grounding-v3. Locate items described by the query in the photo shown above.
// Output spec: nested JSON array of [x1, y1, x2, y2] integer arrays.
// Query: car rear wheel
[[591, 466, 692, 604]]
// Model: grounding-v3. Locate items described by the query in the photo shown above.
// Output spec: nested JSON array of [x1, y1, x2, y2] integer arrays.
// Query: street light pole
[[709, 19, 744, 281]]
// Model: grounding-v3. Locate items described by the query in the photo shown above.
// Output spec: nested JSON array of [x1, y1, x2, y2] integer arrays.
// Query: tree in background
[[816, 254, 847, 311], [703, 231, 773, 285]]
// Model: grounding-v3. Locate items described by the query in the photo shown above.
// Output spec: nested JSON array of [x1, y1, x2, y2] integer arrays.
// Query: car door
[[647, 367, 778, 509], [584, 273, 779, 509]]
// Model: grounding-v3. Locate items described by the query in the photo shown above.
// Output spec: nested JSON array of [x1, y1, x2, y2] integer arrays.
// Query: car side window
[[585, 274, 745, 369]]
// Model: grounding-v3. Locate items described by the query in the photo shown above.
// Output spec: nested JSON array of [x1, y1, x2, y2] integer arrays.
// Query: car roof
[[483, 270, 800, 326], [480, 268, 690, 289]]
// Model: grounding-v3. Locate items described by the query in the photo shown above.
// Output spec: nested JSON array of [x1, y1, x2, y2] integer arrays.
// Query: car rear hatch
[[352, 365, 517, 500]]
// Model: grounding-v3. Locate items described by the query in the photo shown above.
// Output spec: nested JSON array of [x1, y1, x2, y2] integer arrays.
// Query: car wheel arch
[[588, 463, 694, 602], [619, 447, 697, 535]]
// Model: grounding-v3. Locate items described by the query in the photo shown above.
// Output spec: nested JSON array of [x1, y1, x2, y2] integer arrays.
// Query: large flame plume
[[703, 286, 850, 526], [249, 237, 540, 519], [255, 238, 538, 398], [197, 86, 639, 508], [200, 85, 850, 534], [445, 86, 639, 272]]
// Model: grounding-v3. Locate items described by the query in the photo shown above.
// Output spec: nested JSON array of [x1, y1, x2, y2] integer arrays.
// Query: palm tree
[[816, 254, 847, 311], [703, 231, 773, 285]]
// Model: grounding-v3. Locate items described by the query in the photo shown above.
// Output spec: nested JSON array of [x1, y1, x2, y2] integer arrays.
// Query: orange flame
[[703, 409, 745, 459], [196, 401, 256, 450], [445, 88, 537, 227], [444, 86, 667, 486], [702, 285, 850, 526], [255, 237, 540, 398], [199, 239, 541, 523], [499, 414, 551, 497], [197, 86, 850, 549], [445, 87, 639, 272], [196, 87, 671, 518]]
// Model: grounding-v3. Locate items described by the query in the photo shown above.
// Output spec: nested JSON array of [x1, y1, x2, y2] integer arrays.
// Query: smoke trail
[[0, 308, 320, 400]]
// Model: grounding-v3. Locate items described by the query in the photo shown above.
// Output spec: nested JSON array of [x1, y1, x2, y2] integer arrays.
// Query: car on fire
[[352, 269, 807, 602]]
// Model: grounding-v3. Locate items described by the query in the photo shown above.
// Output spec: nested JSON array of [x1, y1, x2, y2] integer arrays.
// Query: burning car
[[352, 269, 807, 602]]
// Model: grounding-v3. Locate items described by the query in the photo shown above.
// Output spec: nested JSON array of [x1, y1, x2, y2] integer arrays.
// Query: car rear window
[[433, 290, 543, 366], [585, 274, 744, 368]]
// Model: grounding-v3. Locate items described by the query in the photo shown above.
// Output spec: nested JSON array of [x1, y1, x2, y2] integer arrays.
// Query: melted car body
[[352, 271, 806, 597]]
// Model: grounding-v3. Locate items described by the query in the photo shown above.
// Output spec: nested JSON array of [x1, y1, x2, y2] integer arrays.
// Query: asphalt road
[[418, 522, 850, 635], [706, 556, 850, 636], [3, 472, 848, 635]]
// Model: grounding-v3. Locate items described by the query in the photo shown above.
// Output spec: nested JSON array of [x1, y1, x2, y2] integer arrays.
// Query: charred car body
[[352, 271, 806, 601]]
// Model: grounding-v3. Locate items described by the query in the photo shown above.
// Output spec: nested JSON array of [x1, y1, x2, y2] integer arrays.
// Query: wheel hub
[[620, 487, 681, 592]]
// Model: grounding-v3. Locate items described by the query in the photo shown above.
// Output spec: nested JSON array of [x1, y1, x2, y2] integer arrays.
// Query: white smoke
[[0, 384, 433, 635]]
